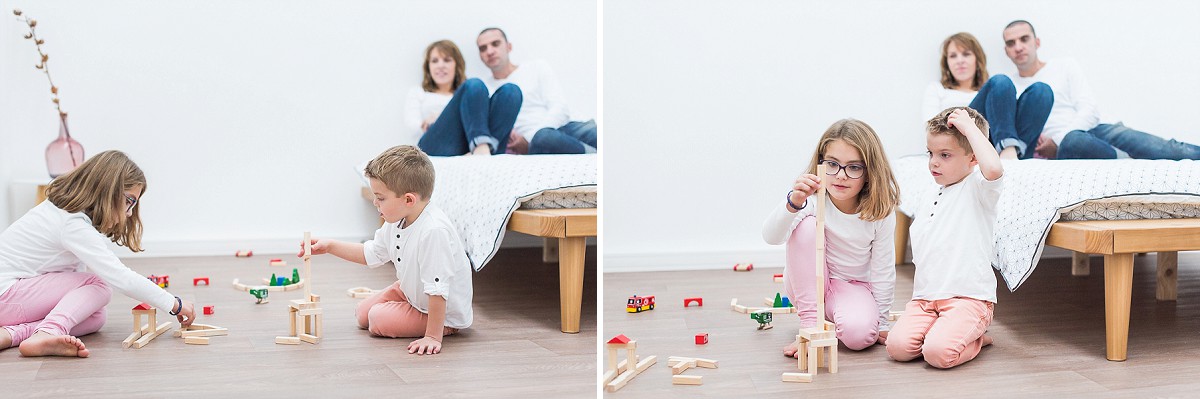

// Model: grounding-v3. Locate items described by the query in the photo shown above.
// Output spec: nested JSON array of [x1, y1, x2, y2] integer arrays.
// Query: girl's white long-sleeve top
[[0, 201, 175, 310], [762, 196, 897, 330]]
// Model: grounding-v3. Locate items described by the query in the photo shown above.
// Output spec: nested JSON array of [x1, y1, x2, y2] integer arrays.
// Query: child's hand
[[946, 108, 983, 138], [297, 238, 331, 258], [407, 336, 442, 355], [788, 173, 822, 211], [176, 300, 196, 327]]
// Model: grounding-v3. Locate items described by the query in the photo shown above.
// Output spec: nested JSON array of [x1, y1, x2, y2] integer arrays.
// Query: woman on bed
[[922, 32, 1054, 160], [406, 40, 523, 156]]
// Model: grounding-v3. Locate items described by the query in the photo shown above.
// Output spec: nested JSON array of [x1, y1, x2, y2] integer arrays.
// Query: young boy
[[305, 145, 472, 355], [885, 107, 1003, 369]]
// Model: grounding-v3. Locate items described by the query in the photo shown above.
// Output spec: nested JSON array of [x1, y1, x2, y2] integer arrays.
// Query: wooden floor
[[0, 246, 596, 397], [603, 253, 1200, 397]]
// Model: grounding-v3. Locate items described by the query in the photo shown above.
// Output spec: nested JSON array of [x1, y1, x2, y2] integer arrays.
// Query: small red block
[[683, 297, 703, 307], [733, 263, 754, 271], [695, 333, 709, 345], [235, 250, 253, 257], [193, 277, 209, 286], [203, 305, 214, 315]]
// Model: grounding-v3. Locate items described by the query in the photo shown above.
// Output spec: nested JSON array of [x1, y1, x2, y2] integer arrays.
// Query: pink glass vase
[[45, 114, 84, 178]]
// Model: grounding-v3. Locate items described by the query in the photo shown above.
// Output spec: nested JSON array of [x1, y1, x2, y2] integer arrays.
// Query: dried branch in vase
[[13, 9, 66, 118]]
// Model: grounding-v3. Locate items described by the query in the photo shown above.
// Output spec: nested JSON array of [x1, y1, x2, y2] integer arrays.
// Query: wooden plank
[[1046, 222, 1115, 254], [508, 208, 597, 238], [672, 375, 702, 385], [1047, 219, 1200, 254], [183, 336, 209, 345], [895, 211, 911, 265], [559, 236, 585, 334]]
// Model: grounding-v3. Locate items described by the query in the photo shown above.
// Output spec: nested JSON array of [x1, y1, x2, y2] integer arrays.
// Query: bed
[[358, 154, 597, 333], [891, 154, 1200, 360]]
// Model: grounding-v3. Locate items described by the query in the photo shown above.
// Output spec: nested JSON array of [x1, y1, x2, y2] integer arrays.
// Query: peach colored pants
[[0, 272, 111, 347], [354, 281, 429, 338], [785, 215, 881, 350], [886, 297, 994, 369]]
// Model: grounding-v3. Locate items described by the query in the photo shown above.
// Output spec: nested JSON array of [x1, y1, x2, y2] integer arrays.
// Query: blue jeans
[[418, 78, 522, 156], [968, 74, 1054, 159], [528, 120, 598, 155], [1057, 123, 1200, 160]]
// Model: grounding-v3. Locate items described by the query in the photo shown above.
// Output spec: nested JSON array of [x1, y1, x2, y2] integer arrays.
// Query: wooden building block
[[122, 331, 141, 349], [671, 359, 695, 375], [782, 372, 813, 383], [298, 333, 320, 344], [672, 375, 702, 385], [275, 336, 301, 345], [605, 355, 657, 392], [132, 322, 172, 349], [184, 336, 210, 345]]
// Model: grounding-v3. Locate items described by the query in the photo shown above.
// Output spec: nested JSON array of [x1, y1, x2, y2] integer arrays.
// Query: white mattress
[[357, 154, 597, 271], [894, 154, 1200, 291]]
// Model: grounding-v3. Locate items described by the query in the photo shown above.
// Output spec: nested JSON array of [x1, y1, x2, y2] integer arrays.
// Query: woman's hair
[[421, 40, 466, 93], [803, 119, 900, 222], [939, 32, 989, 91], [45, 150, 147, 252]]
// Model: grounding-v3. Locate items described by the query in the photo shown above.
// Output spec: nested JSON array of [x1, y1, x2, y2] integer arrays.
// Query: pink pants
[[0, 272, 111, 347], [355, 281, 431, 338], [886, 297, 994, 369], [784, 216, 880, 350]]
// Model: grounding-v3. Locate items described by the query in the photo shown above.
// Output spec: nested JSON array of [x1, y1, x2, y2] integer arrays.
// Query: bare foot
[[18, 331, 89, 358], [980, 334, 993, 347], [471, 144, 492, 156], [783, 340, 799, 358], [443, 327, 459, 337]]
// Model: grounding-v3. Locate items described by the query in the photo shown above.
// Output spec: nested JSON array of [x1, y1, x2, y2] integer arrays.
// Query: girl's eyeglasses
[[124, 193, 138, 213], [819, 160, 866, 179]]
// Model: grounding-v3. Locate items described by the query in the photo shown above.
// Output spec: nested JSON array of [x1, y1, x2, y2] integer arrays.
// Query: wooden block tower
[[276, 231, 324, 345], [123, 303, 172, 349], [603, 334, 657, 392], [786, 162, 839, 381]]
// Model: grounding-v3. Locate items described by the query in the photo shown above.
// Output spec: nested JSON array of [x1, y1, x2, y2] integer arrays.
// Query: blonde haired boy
[[305, 145, 472, 355], [886, 107, 1003, 368]]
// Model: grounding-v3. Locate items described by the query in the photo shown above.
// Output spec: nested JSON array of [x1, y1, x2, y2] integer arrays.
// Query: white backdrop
[[603, 0, 1200, 272], [0, 1, 598, 256]]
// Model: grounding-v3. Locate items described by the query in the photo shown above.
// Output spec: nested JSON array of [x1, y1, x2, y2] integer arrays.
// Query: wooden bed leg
[[1157, 251, 1178, 301], [1072, 252, 1091, 276], [559, 236, 586, 333], [543, 237, 559, 263], [1104, 253, 1134, 361], [894, 212, 911, 265]]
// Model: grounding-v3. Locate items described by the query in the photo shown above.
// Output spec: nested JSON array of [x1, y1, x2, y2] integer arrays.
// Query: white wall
[[604, 0, 1200, 272], [1, 1, 597, 256]]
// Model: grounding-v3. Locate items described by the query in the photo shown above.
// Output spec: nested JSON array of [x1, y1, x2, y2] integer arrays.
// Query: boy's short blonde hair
[[364, 145, 435, 200], [926, 106, 990, 155]]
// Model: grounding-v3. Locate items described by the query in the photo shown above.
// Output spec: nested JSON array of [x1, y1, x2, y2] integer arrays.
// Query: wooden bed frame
[[895, 212, 1200, 361]]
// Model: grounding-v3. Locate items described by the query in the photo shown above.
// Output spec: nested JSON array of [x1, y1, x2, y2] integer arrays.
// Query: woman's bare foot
[[18, 331, 89, 358], [980, 334, 994, 347]]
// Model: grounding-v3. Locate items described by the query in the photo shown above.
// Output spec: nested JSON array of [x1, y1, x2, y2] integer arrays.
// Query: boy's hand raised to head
[[946, 108, 983, 138]]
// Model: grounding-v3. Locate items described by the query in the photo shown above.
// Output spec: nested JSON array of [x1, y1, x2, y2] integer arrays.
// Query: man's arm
[[537, 61, 571, 127], [1062, 59, 1101, 138]]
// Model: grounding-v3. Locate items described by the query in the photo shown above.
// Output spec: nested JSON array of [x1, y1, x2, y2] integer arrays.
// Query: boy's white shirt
[[762, 195, 897, 331], [363, 203, 473, 329], [0, 201, 176, 310], [909, 168, 1003, 303]]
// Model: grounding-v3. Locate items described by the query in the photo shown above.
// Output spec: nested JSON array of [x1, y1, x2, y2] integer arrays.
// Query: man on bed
[[1002, 20, 1200, 160], [476, 27, 597, 155]]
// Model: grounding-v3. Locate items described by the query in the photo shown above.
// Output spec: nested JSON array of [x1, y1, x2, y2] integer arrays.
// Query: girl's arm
[[868, 213, 898, 332], [763, 174, 820, 245], [61, 217, 175, 311], [408, 295, 447, 355]]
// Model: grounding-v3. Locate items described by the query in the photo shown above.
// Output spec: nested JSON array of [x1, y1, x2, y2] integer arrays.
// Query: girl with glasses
[[0, 151, 195, 358], [762, 119, 901, 355]]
